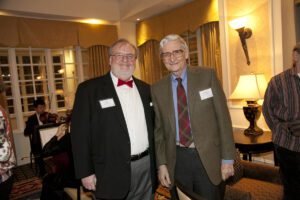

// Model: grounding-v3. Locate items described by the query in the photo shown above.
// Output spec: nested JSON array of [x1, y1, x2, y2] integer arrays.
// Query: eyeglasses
[[111, 53, 136, 62], [161, 49, 184, 60]]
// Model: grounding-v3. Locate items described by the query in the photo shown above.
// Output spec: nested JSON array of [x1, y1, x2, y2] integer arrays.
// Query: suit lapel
[[102, 73, 129, 135], [187, 68, 198, 113], [165, 76, 176, 135]]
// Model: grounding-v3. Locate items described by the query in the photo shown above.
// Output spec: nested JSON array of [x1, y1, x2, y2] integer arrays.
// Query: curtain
[[138, 40, 165, 84], [88, 45, 110, 78], [0, 15, 118, 48], [136, 0, 219, 46], [200, 21, 222, 83]]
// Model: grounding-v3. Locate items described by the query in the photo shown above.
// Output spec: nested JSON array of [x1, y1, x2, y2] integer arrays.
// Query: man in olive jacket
[[151, 34, 235, 199]]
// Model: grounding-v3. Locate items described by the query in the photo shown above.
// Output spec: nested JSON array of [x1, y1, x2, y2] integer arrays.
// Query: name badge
[[150, 102, 153, 107], [199, 88, 213, 100], [99, 98, 115, 109]]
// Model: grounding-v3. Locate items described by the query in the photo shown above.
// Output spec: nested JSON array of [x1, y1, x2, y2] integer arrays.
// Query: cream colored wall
[[218, 1, 292, 164], [227, 0, 272, 87], [219, 0, 285, 130], [281, 0, 296, 70], [219, 0, 296, 131]]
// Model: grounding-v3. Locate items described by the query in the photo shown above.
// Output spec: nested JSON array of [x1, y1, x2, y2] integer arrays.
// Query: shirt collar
[[171, 67, 187, 82], [110, 71, 133, 87]]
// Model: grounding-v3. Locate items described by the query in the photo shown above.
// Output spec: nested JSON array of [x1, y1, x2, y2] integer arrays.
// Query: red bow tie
[[117, 79, 133, 88]]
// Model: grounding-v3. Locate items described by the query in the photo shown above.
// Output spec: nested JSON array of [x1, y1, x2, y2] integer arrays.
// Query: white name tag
[[199, 88, 213, 100], [150, 102, 153, 107], [99, 98, 115, 109]]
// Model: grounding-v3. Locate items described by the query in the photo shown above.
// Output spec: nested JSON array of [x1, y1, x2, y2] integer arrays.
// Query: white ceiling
[[0, 0, 193, 24]]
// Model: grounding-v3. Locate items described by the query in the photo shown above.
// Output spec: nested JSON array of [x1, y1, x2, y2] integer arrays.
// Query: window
[[0, 51, 14, 114], [0, 47, 87, 130], [180, 30, 201, 67], [16, 48, 49, 113], [51, 49, 78, 109]]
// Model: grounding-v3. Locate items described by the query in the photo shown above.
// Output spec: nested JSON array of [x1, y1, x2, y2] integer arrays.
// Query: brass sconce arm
[[229, 17, 253, 65], [236, 27, 252, 65]]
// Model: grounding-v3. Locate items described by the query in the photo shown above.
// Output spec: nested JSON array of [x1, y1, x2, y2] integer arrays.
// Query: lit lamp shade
[[230, 74, 267, 101], [230, 74, 268, 136]]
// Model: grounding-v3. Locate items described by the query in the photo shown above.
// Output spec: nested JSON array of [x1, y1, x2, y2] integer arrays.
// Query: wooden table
[[233, 129, 277, 165]]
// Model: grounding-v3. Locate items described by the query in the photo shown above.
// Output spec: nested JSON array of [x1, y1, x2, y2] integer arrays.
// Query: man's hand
[[56, 124, 67, 140], [289, 120, 300, 137], [221, 163, 234, 181], [158, 165, 171, 188], [82, 174, 97, 191]]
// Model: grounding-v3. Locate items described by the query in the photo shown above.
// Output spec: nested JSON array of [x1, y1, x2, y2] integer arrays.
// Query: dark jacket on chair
[[40, 132, 78, 200]]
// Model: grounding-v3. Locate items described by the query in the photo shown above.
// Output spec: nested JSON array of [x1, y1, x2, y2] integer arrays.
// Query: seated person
[[40, 113, 77, 200], [24, 99, 47, 137], [24, 99, 58, 176]]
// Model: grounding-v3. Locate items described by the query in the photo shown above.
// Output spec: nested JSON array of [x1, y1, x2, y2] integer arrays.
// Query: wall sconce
[[229, 17, 252, 65], [230, 74, 268, 136]]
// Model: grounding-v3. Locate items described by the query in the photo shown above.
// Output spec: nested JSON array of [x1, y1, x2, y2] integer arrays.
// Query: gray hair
[[109, 39, 138, 57], [159, 34, 189, 53]]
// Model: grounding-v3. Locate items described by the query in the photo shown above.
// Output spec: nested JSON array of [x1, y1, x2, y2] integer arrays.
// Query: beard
[[111, 63, 135, 81]]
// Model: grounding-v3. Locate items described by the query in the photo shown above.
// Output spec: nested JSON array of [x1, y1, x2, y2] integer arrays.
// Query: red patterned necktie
[[176, 78, 192, 147], [117, 79, 133, 88]]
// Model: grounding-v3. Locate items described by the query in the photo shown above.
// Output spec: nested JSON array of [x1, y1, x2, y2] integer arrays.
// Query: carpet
[[154, 184, 171, 200], [10, 177, 42, 200]]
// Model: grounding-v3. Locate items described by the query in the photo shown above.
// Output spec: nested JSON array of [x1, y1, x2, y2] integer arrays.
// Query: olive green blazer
[[151, 67, 235, 185]]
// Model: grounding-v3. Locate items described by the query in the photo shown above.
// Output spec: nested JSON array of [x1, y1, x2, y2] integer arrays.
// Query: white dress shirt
[[111, 72, 149, 155], [36, 113, 43, 125]]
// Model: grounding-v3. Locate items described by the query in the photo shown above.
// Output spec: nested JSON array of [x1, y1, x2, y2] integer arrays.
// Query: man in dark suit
[[151, 34, 235, 199], [24, 99, 46, 137], [24, 98, 47, 176], [71, 39, 157, 200]]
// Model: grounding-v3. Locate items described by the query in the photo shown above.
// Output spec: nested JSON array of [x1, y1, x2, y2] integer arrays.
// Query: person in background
[[0, 77, 16, 200], [71, 39, 157, 200], [151, 34, 235, 199], [24, 98, 48, 177], [24, 99, 47, 137], [40, 111, 76, 200], [263, 43, 300, 200]]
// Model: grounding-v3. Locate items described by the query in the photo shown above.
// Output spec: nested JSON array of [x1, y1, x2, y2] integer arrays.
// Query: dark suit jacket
[[24, 114, 43, 154], [151, 67, 235, 186], [71, 72, 157, 199], [24, 114, 39, 137]]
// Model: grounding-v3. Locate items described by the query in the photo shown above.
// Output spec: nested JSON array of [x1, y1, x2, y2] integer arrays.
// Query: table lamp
[[230, 74, 268, 136]]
